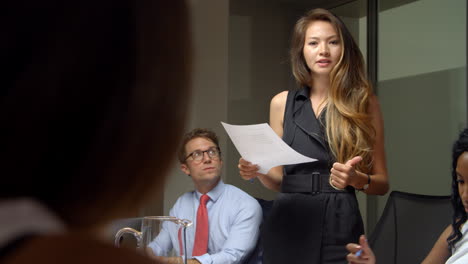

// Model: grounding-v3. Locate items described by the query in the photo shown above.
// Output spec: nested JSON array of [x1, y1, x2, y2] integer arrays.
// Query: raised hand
[[330, 156, 362, 189], [238, 158, 260, 181]]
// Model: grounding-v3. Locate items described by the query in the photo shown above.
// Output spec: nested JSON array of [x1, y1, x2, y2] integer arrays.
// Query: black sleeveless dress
[[262, 87, 364, 264]]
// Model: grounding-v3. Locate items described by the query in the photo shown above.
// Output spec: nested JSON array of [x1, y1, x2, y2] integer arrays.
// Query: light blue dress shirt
[[148, 180, 262, 264]]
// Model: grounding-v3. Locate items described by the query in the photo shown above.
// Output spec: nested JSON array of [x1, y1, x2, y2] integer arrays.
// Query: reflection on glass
[[378, 0, 466, 214], [115, 216, 193, 264]]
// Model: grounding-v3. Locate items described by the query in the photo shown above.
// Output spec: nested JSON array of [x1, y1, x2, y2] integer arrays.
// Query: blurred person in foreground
[[0, 1, 191, 263]]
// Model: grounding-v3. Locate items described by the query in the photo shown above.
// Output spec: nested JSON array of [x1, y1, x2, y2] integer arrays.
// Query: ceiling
[[252, 0, 420, 18]]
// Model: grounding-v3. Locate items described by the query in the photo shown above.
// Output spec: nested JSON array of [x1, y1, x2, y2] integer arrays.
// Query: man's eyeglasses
[[185, 147, 221, 163]]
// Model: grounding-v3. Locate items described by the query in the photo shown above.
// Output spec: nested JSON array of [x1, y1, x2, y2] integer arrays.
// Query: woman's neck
[[310, 75, 330, 99]]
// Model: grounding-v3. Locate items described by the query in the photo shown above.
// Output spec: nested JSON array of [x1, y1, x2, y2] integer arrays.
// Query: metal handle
[[114, 227, 142, 248]]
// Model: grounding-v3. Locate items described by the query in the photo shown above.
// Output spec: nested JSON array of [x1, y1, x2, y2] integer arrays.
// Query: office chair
[[242, 198, 274, 264], [369, 191, 451, 264]]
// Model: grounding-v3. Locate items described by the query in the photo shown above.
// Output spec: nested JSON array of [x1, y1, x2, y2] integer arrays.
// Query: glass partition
[[377, 0, 467, 218]]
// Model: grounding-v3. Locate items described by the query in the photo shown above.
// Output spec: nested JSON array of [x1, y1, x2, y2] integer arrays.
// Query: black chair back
[[242, 198, 274, 264], [369, 191, 451, 264]]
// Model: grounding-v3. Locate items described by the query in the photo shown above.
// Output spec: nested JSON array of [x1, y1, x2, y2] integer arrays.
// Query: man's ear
[[180, 163, 190, 176]]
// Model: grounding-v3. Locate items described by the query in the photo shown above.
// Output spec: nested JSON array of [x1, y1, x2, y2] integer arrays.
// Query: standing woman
[[238, 8, 389, 264]]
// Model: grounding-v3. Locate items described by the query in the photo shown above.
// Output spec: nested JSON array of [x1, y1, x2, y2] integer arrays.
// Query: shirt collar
[[195, 180, 225, 203], [293, 86, 311, 114], [294, 86, 310, 100]]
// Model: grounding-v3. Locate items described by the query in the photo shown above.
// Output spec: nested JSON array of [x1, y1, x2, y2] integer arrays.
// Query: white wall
[[161, 0, 230, 215], [226, 0, 297, 201]]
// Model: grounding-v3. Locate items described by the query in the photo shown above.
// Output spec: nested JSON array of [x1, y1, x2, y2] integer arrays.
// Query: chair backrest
[[369, 191, 451, 264], [242, 198, 274, 264]]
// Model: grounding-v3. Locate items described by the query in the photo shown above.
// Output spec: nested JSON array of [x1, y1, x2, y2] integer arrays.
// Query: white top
[[447, 222, 468, 264], [0, 198, 65, 249]]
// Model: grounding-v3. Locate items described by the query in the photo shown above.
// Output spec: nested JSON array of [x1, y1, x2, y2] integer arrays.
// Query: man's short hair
[[178, 128, 220, 164]]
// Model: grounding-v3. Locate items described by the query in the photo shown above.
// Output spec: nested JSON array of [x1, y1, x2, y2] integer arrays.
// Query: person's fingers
[[238, 158, 258, 171], [238, 167, 258, 180], [360, 235, 367, 245], [346, 253, 362, 263], [330, 168, 348, 188], [346, 235, 376, 264], [239, 170, 256, 180], [345, 243, 362, 253], [332, 163, 354, 179], [239, 172, 253, 179], [238, 164, 258, 172], [345, 156, 363, 167], [240, 170, 256, 177], [332, 162, 347, 171], [239, 158, 252, 165], [331, 159, 360, 187], [360, 235, 373, 257], [238, 160, 259, 180], [330, 175, 346, 189], [347, 253, 358, 263], [347, 253, 371, 264], [330, 167, 349, 181]]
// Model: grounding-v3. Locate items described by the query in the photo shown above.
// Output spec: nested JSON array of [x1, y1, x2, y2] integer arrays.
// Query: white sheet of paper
[[221, 122, 317, 174]]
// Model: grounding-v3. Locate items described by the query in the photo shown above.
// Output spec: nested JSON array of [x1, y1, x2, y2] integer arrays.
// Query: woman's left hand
[[330, 156, 363, 189], [346, 235, 376, 264]]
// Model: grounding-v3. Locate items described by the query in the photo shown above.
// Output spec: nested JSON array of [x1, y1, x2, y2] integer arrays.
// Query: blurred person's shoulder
[[3, 233, 154, 264]]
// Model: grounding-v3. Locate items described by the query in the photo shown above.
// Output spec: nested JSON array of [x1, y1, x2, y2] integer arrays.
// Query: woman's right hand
[[238, 158, 260, 180]]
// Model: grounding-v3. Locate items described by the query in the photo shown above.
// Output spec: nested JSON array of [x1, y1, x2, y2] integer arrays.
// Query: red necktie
[[192, 194, 210, 256], [178, 227, 184, 256]]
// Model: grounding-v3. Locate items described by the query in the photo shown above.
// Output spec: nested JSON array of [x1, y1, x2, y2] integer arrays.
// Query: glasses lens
[[188, 147, 220, 162], [208, 148, 219, 158], [192, 150, 203, 161]]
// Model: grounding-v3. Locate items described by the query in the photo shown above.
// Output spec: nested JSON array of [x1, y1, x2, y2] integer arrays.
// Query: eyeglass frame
[[184, 147, 221, 163]]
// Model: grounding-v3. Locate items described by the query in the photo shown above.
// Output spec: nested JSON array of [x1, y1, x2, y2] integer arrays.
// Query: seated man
[[148, 128, 262, 264]]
